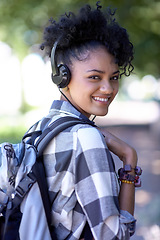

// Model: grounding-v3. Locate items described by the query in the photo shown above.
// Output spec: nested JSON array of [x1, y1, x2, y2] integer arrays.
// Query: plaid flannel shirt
[[33, 100, 136, 240]]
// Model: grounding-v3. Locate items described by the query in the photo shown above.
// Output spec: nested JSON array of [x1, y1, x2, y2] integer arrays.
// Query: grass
[[0, 125, 26, 143], [0, 115, 27, 144]]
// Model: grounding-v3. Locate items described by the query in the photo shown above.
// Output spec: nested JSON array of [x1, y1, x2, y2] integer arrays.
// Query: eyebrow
[[87, 69, 120, 75]]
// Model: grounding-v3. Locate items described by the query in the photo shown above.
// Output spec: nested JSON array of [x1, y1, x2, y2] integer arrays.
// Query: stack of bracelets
[[118, 164, 142, 187]]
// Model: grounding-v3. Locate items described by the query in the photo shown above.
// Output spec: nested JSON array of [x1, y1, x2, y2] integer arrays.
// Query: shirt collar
[[50, 100, 95, 124]]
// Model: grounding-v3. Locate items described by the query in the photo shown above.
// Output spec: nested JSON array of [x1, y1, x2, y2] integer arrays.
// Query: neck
[[59, 88, 82, 114], [59, 88, 96, 121]]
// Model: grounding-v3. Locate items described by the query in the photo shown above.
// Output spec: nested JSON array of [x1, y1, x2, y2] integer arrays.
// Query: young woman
[[38, 2, 141, 239]]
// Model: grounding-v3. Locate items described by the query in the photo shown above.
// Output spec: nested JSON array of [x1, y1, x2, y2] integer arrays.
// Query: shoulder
[[73, 123, 107, 150]]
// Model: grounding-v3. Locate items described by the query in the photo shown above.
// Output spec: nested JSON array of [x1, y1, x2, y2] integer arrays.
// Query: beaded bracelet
[[119, 174, 141, 187], [121, 180, 134, 184], [122, 164, 142, 176], [118, 165, 142, 187]]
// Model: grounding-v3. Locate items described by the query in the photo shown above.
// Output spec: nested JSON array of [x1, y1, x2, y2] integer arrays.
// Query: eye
[[89, 75, 101, 80], [110, 75, 119, 81]]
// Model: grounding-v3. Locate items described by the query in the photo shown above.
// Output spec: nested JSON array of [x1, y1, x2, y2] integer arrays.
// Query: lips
[[92, 96, 110, 103]]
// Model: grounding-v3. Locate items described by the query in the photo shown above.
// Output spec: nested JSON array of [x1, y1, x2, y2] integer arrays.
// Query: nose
[[100, 80, 113, 94]]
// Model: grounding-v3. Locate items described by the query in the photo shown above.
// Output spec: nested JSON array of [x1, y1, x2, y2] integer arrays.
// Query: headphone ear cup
[[59, 64, 71, 88], [52, 64, 71, 88]]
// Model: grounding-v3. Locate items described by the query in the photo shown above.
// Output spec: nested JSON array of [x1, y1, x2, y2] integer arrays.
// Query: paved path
[[106, 124, 160, 240]]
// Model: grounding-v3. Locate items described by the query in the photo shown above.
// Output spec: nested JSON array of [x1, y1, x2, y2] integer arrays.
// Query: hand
[[99, 128, 137, 166]]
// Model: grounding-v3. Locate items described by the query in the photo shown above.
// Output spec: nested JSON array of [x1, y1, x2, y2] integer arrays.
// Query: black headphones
[[51, 40, 71, 88]]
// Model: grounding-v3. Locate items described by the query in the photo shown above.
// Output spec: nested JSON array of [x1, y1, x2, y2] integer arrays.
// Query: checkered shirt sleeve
[[73, 126, 136, 239]]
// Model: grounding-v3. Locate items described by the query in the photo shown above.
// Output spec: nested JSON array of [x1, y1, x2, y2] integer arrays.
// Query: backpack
[[0, 116, 95, 240]]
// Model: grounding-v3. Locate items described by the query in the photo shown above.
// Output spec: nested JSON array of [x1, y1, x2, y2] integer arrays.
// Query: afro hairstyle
[[40, 1, 134, 76]]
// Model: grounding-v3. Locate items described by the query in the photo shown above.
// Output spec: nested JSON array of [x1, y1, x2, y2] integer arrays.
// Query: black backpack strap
[[32, 158, 58, 239], [22, 131, 42, 145], [35, 116, 95, 156], [80, 222, 93, 240]]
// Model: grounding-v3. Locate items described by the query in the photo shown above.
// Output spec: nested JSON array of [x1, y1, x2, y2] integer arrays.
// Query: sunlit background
[[0, 0, 160, 239]]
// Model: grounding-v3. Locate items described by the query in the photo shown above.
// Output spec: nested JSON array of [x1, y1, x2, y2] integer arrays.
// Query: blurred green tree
[[0, 0, 159, 77]]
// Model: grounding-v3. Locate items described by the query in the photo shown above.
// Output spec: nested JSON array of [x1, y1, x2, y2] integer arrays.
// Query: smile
[[93, 96, 109, 102]]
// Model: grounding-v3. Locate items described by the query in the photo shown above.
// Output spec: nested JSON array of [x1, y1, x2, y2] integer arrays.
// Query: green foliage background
[[0, 0, 160, 143], [0, 0, 160, 77]]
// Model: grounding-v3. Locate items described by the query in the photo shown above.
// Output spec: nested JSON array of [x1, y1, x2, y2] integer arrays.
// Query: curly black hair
[[40, 2, 134, 76]]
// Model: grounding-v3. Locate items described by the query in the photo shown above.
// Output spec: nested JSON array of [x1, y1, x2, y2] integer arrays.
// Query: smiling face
[[62, 46, 119, 118]]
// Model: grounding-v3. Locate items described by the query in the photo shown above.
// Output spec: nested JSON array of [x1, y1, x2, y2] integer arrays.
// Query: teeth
[[94, 97, 108, 102]]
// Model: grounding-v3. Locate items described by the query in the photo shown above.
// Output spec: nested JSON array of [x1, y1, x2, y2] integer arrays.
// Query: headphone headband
[[51, 40, 59, 76]]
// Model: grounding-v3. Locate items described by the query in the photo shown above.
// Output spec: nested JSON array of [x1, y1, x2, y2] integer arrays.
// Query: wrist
[[123, 148, 138, 167]]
